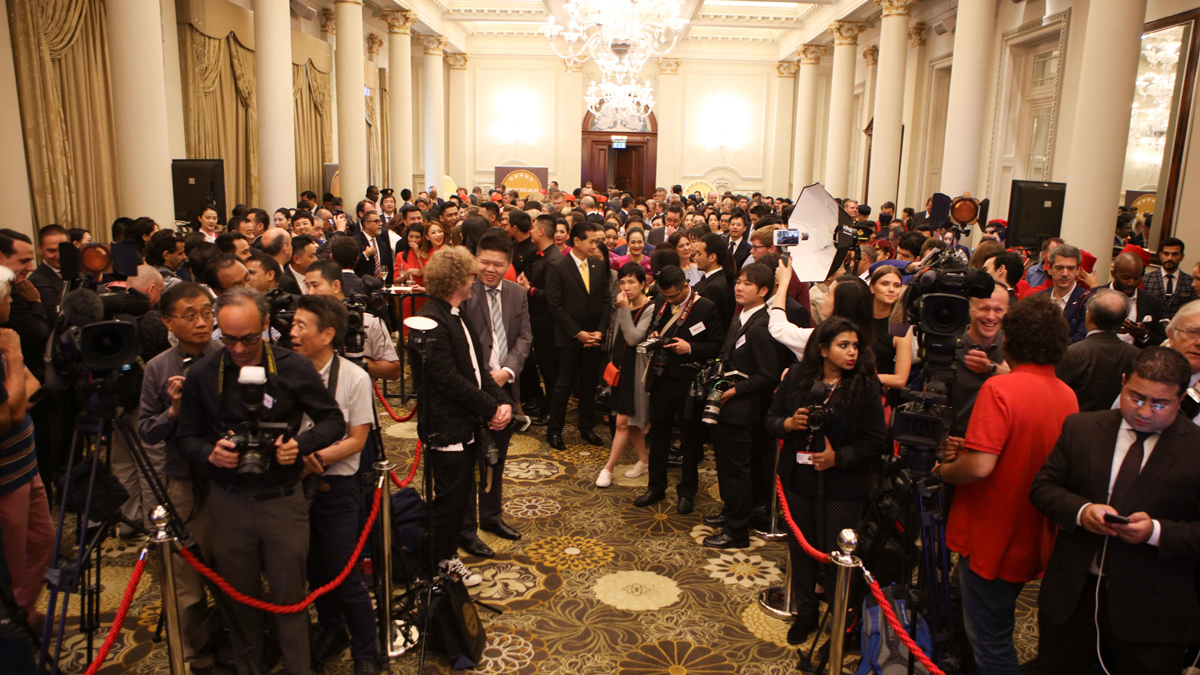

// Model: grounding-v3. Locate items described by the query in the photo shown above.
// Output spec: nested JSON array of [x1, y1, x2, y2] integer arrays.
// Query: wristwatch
[[987, 361, 997, 375]]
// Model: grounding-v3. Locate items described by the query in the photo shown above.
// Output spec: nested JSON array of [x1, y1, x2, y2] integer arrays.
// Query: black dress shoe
[[632, 490, 666, 507], [578, 428, 604, 446], [667, 453, 683, 467], [787, 614, 820, 645], [460, 536, 495, 558], [531, 415, 550, 427], [676, 497, 694, 515], [354, 658, 381, 675], [703, 531, 749, 549], [702, 513, 727, 528], [522, 401, 546, 417], [312, 626, 350, 665], [546, 430, 566, 450], [481, 521, 522, 540]]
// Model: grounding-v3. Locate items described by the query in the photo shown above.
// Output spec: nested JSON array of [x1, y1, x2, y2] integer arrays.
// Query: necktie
[[729, 240, 737, 255], [488, 288, 508, 365], [374, 241, 385, 280], [1109, 430, 1153, 515], [579, 259, 590, 293], [1166, 274, 1175, 296]]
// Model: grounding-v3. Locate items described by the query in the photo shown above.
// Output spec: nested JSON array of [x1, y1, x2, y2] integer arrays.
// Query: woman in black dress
[[596, 264, 655, 487], [869, 266, 913, 404]]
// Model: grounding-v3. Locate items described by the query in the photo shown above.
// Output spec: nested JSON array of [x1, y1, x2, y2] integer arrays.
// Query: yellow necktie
[[580, 259, 590, 293]]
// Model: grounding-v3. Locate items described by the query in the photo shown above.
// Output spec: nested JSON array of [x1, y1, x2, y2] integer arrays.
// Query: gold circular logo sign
[[500, 170, 543, 199], [683, 180, 716, 199], [1131, 193, 1156, 215]]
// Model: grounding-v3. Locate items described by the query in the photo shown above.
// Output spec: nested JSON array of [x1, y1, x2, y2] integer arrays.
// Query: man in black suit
[[1056, 289, 1142, 412], [693, 232, 733, 323], [1101, 251, 1167, 348], [911, 196, 932, 228], [703, 263, 781, 548], [1142, 237, 1196, 320], [515, 215, 563, 421], [646, 205, 684, 247], [1031, 347, 1200, 675], [30, 224, 68, 320], [458, 232, 533, 557], [262, 228, 301, 295], [328, 236, 365, 297], [544, 221, 611, 450], [725, 209, 752, 271], [1036, 243, 1089, 344], [351, 211, 393, 285], [0, 231, 49, 382], [633, 266, 725, 513]]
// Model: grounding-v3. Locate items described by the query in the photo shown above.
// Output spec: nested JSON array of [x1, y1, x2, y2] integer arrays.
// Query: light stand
[[403, 316, 440, 674]]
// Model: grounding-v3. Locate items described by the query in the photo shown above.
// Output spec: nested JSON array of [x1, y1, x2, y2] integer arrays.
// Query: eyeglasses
[[1124, 393, 1173, 413], [1172, 327, 1200, 342], [219, 333, 262, 347], [168, 309, 213, 324]]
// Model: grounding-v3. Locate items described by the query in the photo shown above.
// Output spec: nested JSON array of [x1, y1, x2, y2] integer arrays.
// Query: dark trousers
[[308, 476, 377, 659], [519, 351, 543, 405], [646, 376, 700, 498], [1037, 575, 1188, 675], [748, 422, 776, 515], [548, 341, 603, 433], [207, 486, 310, 675], [780, 485, 862, 619], [462, 425, 513, 538], [428, 444, 475, 564], [711, 421, 754, 539], [529, 313, 558, 404]]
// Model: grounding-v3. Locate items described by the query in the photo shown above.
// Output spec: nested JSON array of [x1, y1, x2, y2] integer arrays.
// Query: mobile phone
[[1103, 513, 1130, 525], [773, 229, 805, 247]]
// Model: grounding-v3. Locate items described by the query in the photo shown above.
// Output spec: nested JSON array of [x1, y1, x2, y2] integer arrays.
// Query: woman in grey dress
[[596, 263, 655, 487]]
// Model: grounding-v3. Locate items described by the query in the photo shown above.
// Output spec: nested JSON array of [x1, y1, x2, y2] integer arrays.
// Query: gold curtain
[[179, 26, 259, 211], [366, 84, 379, 187], [380, 71, 390, 189], [7, 0, 119, 237], [293, 60, 331, 196]]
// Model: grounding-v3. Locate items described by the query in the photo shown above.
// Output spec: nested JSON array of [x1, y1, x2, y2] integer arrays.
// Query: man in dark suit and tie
[[693, 233, 733, 322], [1056, 289, 1142, 412], [1142, 237, 1196, 321], [351, 211, 393, 285], [1031, 347, 1200, 675], [1036, 243, 1089, 344], [545, 221, 611, 450], [702, 263, 780, 548], [911, 196, 932, 228], [646, 205, 684, 247], [458, 231, 533, 558], [29, 224, 68, 321], [725, 209, 752, 271], [516, 215, 564, 421], [1095, 251, 1167, 348]]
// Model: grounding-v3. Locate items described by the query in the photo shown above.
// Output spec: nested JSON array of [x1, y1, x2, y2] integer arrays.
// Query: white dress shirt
[[1118, 289, 1139, 345], [1051, 282, 1076, 312], [738, 303, 765, 328]]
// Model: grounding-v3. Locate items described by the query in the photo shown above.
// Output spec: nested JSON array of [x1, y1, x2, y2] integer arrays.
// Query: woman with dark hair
[[457, 216, 490, 255], [766, 317, 887, 644], [869, 266, 912, 400], [272, 207, 291, 231], [650, 247, 680, 278], [768, 263, 875, 359], [613, 227, 652, 273], [395, 223, 426, 289], [597, 263, 654, 487], [420, 221, 447, 263], [195, 204, 220, 243], [68, 227, 92, 247]]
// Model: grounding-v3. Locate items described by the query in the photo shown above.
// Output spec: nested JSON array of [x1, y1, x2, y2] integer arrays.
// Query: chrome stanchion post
[[150, 506, 186, 675], [828, 528, 860, 673], [757, 547, 798, 619], [374, 460, 400, 658]]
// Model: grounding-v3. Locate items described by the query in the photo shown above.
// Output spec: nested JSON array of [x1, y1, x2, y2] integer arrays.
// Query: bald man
[[129, 264, 164, 307], [1101, 252, 1167, 347], [1056, 289, 1142, 411], [262, 228, 300, 294]]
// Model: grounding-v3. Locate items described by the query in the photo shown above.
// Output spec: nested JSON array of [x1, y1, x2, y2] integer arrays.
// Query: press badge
[[263, 393, 275, 409], [796, 452, 813, 465], [690, 321, 706, 336], [736, 335, 747, 349]]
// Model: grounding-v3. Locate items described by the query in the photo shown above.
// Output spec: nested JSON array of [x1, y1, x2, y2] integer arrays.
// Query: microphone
[[59, 289, 104, 327]]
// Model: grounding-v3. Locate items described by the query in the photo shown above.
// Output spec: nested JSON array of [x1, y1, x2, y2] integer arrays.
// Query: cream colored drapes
[[7, 0, 119, 237], [380, 72, 389, 189], [293, 60, 331, 197], [366, 82, 379, 187], [180, 26, 258, 210]]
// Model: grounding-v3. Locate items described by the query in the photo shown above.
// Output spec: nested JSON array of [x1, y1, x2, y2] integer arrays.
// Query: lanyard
[[656, 287, 696, 337], [217, 343, 277, 397]]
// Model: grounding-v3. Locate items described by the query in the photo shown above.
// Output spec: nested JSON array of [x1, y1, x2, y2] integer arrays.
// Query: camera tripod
[[38, 377, 259, 675]]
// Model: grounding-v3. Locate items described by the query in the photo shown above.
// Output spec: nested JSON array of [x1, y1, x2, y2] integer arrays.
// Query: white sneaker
[[624, 461, 649, 478], [439, 557, 482, 587], [596, 469, 613, 487]]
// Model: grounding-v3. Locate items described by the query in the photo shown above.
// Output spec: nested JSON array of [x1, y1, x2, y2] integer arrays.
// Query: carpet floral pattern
[[48, 403, 1038, 674]]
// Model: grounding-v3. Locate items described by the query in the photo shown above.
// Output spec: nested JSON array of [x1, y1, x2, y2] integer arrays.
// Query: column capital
[[798, 44, 826, 65], [828, 21, 867, 46], [908, 22, 927, 48], [776, 61, 799, 78], [659, 57, 681, 75], [875, 0, 918, 17], [417, 33, 447, 55], [381, 9, 416, 35], [563, 56, 586, 72], [862, 45, 878, 67], [320, 8, 335, 35], [446, 53, 468, 70], [366, 32, 384, 57]]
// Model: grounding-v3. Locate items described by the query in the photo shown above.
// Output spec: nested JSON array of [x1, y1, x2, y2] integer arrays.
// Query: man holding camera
[[176, 287, 345, 675], [303, 259, 401, 381], [633, 266, 724, 514]]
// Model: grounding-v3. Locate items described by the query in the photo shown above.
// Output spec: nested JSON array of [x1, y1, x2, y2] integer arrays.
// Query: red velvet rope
[[774, 477, 946, 675], [374, 383, 417, 422], [83, 550, 149, 675], [389, 440, 421, 490], [179, 487, 382, 614]]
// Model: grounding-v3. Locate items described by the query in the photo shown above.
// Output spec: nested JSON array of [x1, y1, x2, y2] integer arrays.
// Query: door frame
[[581, 111, 658, 198]]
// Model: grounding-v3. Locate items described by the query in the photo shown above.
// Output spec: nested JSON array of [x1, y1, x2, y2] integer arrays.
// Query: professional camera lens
[[920, 294, 969, 335], [807, 406, 828, 431], [236, 445, 270, 484], [79, 321, 139, 370], [701, 388, 724, 425]]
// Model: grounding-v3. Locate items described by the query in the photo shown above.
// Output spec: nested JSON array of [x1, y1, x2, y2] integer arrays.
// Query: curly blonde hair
[[423, 245, 477, 300]]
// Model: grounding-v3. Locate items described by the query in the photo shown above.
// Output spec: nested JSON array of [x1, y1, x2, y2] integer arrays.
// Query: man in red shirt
[[939, 294, 1079, 674]]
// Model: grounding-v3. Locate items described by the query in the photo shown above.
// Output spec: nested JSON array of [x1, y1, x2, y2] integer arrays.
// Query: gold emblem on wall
[[500, 170, 544, 199]]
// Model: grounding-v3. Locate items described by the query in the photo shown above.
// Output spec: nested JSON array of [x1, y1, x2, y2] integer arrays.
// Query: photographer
[[766, 317, 887, 644], [176, 287, 345, 675], [137, 282, 222, 672], [411, 246, 510, 587], [303, 259, 401, 381], [288, 296, 378, 674]]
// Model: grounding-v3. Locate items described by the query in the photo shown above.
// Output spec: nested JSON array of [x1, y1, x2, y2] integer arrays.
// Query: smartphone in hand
[[1103, 513, 1131, 525]]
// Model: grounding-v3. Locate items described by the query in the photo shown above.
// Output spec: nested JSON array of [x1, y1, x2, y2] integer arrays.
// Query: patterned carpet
[[42, 401, 1039, 674]]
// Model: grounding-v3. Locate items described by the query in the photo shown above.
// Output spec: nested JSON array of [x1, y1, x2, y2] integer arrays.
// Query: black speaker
[[1006, 180, 1066, 248], [426, 579, 486, 669], [172, 159, 226, 225]]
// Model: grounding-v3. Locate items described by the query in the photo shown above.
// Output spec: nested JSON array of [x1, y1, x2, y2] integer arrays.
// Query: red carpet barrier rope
[[84, 548, 149, 675], [775, 478, 946, 675], [389, 440, 421, 490], [375, 384, 417, 422]]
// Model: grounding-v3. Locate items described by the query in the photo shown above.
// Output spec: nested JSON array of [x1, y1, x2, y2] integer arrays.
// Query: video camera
[[344, 276, 389, 366], [266, 287, 299, 348], [224, 366, 291, 486], [46, 288, 149, 413]]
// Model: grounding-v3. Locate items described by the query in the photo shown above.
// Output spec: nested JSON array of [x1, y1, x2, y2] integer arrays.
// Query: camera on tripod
[[698, 364, 746, 425], [225, 366, 291, 485], [266, 287, 298, 348], [901, 247, 996, 368]]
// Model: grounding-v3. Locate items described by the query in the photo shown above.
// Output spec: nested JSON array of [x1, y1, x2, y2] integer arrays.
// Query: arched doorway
[[581, 111, 657, 198]]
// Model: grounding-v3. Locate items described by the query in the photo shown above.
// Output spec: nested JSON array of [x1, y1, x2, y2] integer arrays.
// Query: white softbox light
[[786, 183, 847, 282]]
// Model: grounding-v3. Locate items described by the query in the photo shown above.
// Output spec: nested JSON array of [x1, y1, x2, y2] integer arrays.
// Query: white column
[[254, 0, 297, 208], [107, 0, 176, 227], [771, 61, 798, 198], [160, 0, 186, 160], [654, 58, 682, 187], [866, 0, 916, 209], [560, 58, 585, 191], [855, 45, 878, 200], [791, 45, 825, 193], [418, 34, 447, 194], [898, 23, 927, 209], [446, 53, 468, 187], [1061, 0, 1149, 281], [823, 21, 865, 199], [0, 3, 32, 237], [334, 0, 367, 203], [939, 1, 994, 199], [383, 10, 415, 193]]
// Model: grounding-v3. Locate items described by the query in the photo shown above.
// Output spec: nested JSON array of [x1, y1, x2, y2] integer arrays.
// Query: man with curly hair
[[937, 294, 1080, 674]]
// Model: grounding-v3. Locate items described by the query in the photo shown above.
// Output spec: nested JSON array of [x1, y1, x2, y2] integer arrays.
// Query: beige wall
[[0, 3, 33, 239]]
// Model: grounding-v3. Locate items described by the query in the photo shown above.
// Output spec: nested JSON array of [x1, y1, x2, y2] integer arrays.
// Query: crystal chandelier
[[541, 0, 688, 79], [584, 75, 655, 127]]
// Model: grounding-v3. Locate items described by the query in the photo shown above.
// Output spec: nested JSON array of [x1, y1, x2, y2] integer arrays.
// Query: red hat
[[565, 194, 575, 202], [490, 193, 503, 202], [1080, 249, 1097, 274], [598, 195, 608, 203], [1120, 243, 1151, 267]]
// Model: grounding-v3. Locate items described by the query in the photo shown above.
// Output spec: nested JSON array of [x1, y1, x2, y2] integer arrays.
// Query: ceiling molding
[[694, 13, 802, 26], [446, 8, 546, 22]]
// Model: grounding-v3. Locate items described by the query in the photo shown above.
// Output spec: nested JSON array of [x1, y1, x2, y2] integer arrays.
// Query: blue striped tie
[[489, 288, 507, 365]]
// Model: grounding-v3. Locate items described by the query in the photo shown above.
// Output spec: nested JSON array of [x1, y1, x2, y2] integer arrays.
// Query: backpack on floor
[[856, 584, 933, 675]]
